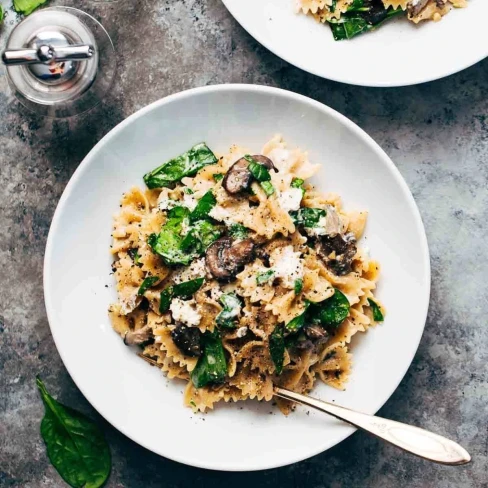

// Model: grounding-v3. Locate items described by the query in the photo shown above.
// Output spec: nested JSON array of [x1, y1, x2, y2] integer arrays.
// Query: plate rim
[[220, 0, 488, 87], [43, 83, 431, 471]]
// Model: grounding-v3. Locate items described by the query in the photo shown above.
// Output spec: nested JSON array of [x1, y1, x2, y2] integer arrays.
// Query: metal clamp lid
[[2, 44, 94, 66]]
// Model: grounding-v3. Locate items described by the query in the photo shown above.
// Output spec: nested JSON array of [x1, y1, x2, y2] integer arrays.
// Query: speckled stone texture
[[1, 0, 487, 486]]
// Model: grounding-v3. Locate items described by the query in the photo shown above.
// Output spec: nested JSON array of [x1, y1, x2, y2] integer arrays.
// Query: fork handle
[[274, 387, 471, 466]]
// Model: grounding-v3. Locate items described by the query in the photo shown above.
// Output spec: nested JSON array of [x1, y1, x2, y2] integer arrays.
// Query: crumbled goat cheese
[[278, 188, 303, 212], [209, 204, 234, 225], [157, 188, 176, 211], [175, 258, 207, 284], [169, 298, 201, 327], [119, 292, 140, 315], [182, 192, 197, 211], [236, 326, 248, 338], [269, 245, 304, 289], [267, 148, 291, 172]]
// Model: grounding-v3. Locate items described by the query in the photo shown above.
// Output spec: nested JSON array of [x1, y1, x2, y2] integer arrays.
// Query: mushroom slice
[[171, 324, 202, 357], [124, 325, 152, 346], [407, 0, 430, 17], [324, 205, 342, 237], [315, 232, 357, 276], [206, 236, 255, 280], [222, 155, 277, 194], [303, 324, 329, 343]]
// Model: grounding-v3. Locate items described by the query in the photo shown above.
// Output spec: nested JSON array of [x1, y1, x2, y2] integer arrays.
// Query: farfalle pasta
[[295, 0, 468, 40], [109, 137, 385, 414]]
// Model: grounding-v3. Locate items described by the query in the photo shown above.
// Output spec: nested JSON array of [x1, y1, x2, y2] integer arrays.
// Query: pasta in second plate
[[296, 0, 468, 41], [109, 136, 385, 413]]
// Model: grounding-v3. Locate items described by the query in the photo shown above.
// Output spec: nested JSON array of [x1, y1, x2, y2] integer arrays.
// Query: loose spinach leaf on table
[[368, 298, 384, 322], [14, 0, 49, 15], [310, 288, 350, 327], [191, 331, 227, 388], [216, 293, 242, 328], [137, 276, 160, 296], [159, 277, 205, 313], [228, 223, 249, 240], [190, 190, 216, 222], [269, 325, 285, 374], [290, 208, 326, 228], [36, 377, 111, 488], [143, 143, 218, 189]]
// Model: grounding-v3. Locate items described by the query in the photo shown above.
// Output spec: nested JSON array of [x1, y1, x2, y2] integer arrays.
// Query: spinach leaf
[[260, 180, 275, 197], [191, 331, 227, 388], [368, 298, 384, 322], [127, 248, 141, 266], [269, 325, 285, 375], [330, 0, 337, 12], [291, 178, 305, 196], [213, 173, 224, 182], [290, 208, 326, 228], [294, 279, 303, 295], [159, 287, 173, 313], [228, 223, 249, 240], [148, 227, 193, 266], [285, 305, 309, 332], [159, 278, 205, 313], [216, 293, 242, 328], [328, 0, 404, 41], [149, 206, 221, 265], [13, 0, 49, 15], [245, 155, 275, 197], [173, 277, 205, 298], [0, 5, 4, 23], [190, 190, 216, 222], [138, 276, 159, 296], [245, 155, 272, 182], [36, 377, 111, 488], [312, 288, 350, 327], [143, 143, 218, 189], [191, 219, 223, 249], [256, 269, 275, 285]]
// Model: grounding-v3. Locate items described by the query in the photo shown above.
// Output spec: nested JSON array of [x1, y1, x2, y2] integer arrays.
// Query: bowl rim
[[220, 0, 487, 87], [44, 84, 431, 471]]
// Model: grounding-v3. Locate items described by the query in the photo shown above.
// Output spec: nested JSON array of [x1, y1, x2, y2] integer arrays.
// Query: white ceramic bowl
[[44, 85, 430, 471], [222, 0, 488, 87]]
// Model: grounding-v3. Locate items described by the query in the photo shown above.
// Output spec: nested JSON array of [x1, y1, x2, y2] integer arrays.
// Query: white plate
[[44, 84, 430, 471], [221, 0, 488, 87]]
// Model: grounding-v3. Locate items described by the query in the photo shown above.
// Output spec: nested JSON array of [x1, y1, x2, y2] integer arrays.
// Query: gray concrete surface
[[1, 0, 487, 486]]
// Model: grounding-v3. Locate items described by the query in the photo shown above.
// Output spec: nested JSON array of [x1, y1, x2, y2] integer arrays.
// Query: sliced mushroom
[[324, 205, 342, 237], [124, 325, 152, 346], [407, 0, 430, 17], [315, 232, 357, 276], [303, 324, 329, 343], [171, 324, 202, 357], [206, 236, 255, 280], [222, 155, 277, 194]]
